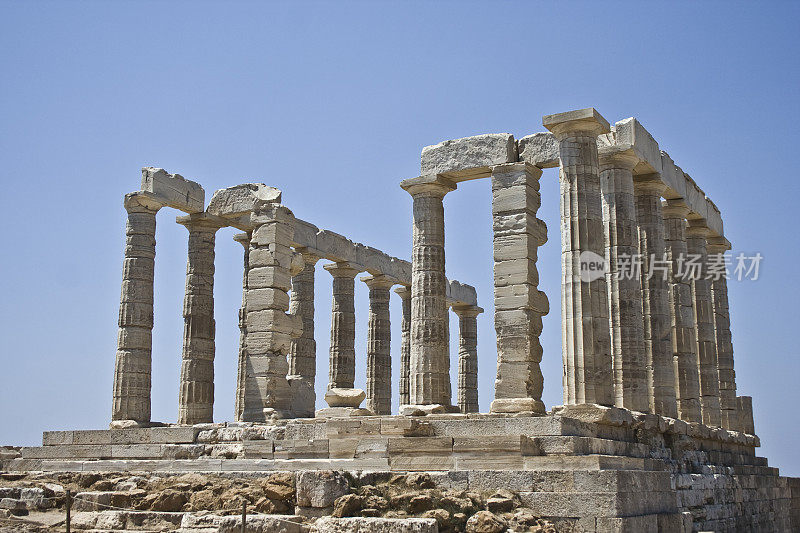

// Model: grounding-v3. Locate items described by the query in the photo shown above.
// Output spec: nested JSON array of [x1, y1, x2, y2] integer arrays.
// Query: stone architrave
[[662, 200, 702, 423], [176, 213, 224, 425], [708, 237, 738, 430], [362, 274, 396, 416], [241, 201, 302, 421], [598, 150, 648, 413], [394, 286, 412, 406], [633, 177, 678, 418], [112, 192, 163, 426], [453, 305, 482, 414], [490, 162, 548, 414], [232, 232, 250, 422], [287, 251, 321, 418], [400, 175, 457, 414], [543, 108, 614, 407], [686, 220, 722, 427]]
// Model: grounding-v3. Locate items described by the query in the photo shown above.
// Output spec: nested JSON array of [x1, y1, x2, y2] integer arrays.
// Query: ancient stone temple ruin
[[4, 108, 799, 532]]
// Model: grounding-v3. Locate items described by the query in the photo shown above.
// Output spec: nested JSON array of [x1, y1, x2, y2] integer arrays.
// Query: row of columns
[[544, 109, 746, 431]]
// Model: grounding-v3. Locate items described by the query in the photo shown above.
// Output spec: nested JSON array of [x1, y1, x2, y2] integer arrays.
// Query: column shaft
[[112, 193, 162, 424], [233, 233, 250, 422], [287, 252, 319, 418], [454, 305, 481, 414], [634, 178, 678, 417], [708, 239, 737, 429], [687, 221, 721, 427], [363, 275, 394, 415], [177, 215, 220, 425], [395, 286, 412, 406], [663, 201, 702, 422], [325, 263, 360, 390], [600, 154, 648, 412]]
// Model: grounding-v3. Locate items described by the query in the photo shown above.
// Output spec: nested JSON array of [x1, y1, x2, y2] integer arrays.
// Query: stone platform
[[4, 406, 798, 532]]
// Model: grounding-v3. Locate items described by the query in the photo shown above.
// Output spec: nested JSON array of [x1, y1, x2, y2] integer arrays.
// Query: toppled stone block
[[140, 167, 204, 213], [325, 388, 366, 408], [207, 183, 282, 218], [517, 132, 559, 168], [421, 133, 518, 181]]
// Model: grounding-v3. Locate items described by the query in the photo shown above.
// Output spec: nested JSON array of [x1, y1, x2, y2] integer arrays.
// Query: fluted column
[[453, 305, 482, 414], [490, 162, 548, 414], [543, 108, 614, 407], [395, 286, 412, 406], [363, 275, 395, 415], [400, 175, 457, 412], [176, 214, 223, 425], [686, 220, 721, 427], [708, 236, 738, 430], [599, 151, 648, 412], [112, 192, 163, 426], [233, 232, 250, 422], [287, 251, 320, 418], [241, 202, 301, 421], [634, 177, 678, 417]]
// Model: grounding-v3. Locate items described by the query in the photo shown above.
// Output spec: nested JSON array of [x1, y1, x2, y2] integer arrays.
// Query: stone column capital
[[686, 220, 713, 239], [293, 247, 323, 266], [543, 107, 611, 139], [233, 232, 251, 248], [661, 198, 691, 219], [598, 148, 640, 171], [707, 236, 732, 254], [323, 261, 362, 278], [360, 274, 397, 290], [394, 285, 411, 299], [452, 304, 484, 319], [124, 191, 163, 214], [400, 175, 456, 198], [176, 212, 228, 232], [633, 174, 668, 196]]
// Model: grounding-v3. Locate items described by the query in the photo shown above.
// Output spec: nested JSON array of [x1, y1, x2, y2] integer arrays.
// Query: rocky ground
[[0, 470, 557, 532]]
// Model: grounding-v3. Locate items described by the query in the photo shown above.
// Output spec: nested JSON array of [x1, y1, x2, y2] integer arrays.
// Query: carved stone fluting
[[633, 177, 678, 418], [112, 192, 163, 426], [662, 200, 702, 423], [241, 202, 302, 421], [490, 162, 548, 414], [599, 152, 648, 413], [362, 275, 395, 416], [708, 236, 738, 430], [394, 286, 412, 406], [232, 232, 250, 422], [400, 175, 457, 414], [686, 220, 722, 427], [176, 214, 223, 425], [453, 305, 482, 414], [543, 108, 614, 407], [322, 262, 368, 412], [737, 395, 755, 435], [287, 251, 320, 418]]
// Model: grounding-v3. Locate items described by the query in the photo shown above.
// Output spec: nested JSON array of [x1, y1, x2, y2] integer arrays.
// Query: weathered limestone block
[[708, 236, 738, 430], [490, 162, 548, 414], [544, 108, 613, 407], [401, 175, 457, 411], [241, 202, 298, 421], [447, 280, 478, 307], [314, 517, 438, 533], [288, 251, 321, 418], [453, 305, 481, 414], [395, 286, 412, 406], [317, 230, 359, 264], [517, 132, 559, 169], [662, 200, 702, 423], [296, 470, 349, 508], [140, 167, 204, 213], [206, 183, 281, 219], [597, 117, 662, 175], [112, 192, 163, 425], [634, 177, 678, 418], [420, 133, 518, 182], [176, 213, 224, 425], [363, 275, 395, 416], [686, 220, 722, 427]]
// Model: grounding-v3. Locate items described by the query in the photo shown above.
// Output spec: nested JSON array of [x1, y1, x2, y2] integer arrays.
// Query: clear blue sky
[[2, 1, 798, 476]]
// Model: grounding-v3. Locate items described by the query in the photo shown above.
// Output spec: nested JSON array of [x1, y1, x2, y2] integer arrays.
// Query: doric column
[[400, 175, 457, 412], [663, 200, 702, 423], [233, 232, 250, 422], [686, 219, 722, 427], [708, 236, 738, 430], [737, 395, 755, 435], [394, 286, 412, 406], [112, 192, 163, 426], [287, 251, 321, 418], [362, 274, 395, 415], [490, 162, 548, 414], [543, 108, 614, 407], [634, 177, 678, 418], [241, 202, 302, 421], [598, 151, 648, 412], [453, 305, 482, 414], [176, 214, 223, 425], [322, 261, 367, 411]]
